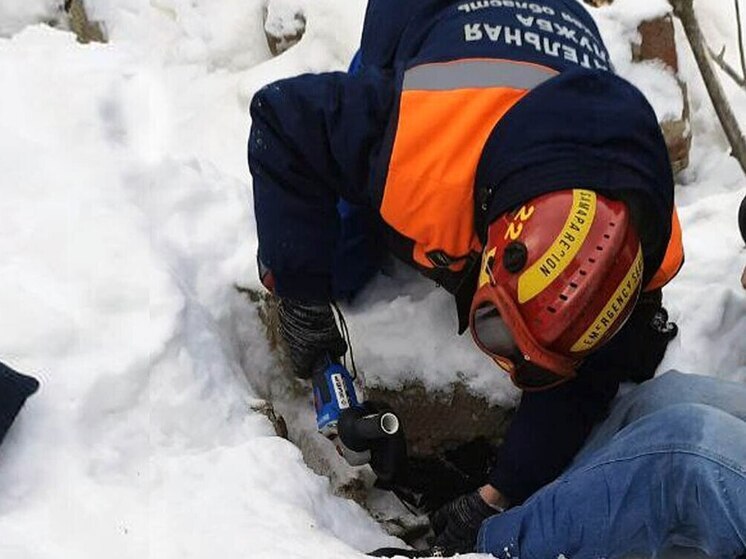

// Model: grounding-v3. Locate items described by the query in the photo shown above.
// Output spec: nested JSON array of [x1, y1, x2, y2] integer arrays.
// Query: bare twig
[[670, 0, 746, 176], [736, 0, 746, 78], [707, 45, 746, 88]]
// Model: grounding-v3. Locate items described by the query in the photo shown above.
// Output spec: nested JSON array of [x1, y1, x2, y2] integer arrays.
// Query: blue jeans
[[477, 371, 746, 559]]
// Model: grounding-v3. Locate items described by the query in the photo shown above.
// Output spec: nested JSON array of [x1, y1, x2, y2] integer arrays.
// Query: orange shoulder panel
[[380, 59, 558, 271], [380, 59, 557, 271], [382, 86, 528, 269], [645, 206, 684, 291]]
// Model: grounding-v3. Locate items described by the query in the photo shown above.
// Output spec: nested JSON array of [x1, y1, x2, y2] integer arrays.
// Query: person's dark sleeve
[[487, 285, 679, 503], [249, 69, 395, 303], [488, 367, 620, 504], [0, 361, 39, 446]]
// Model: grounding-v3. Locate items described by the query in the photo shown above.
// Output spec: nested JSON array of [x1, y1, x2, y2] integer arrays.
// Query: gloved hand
[[429, 490, 502, 554], [277, 298, 347, 379]]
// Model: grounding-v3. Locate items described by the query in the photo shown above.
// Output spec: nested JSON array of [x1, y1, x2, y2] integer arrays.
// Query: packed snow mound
[[0, 0, 744, 558], [0, 17, 398, 559], [0, 0, 58, 38]]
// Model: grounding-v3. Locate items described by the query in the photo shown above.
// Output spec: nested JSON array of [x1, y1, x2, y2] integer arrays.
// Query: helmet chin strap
[[454, 254, 482, 335]]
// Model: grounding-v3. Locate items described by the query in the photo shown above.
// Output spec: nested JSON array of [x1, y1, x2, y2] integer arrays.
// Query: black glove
[[429, 490, 502, 554], [276, 298, 347, 379]]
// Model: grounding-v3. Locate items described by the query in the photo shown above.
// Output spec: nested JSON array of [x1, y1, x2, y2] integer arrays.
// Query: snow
[[592, 0, 684, 121], [0, 8, 397, 558], [0, 0, 58, 38], [0, 0, 743, 558]]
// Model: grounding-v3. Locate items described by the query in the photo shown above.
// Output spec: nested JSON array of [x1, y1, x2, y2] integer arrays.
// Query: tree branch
[[670, 0, 746, 176], [707, 45, 746, 89], [736, 0, 746, 78]]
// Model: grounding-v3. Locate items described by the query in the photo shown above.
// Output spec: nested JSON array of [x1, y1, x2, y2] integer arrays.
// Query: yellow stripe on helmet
[[570, 245, 644, 353], [478, 247, 498, 288], [518, 190, 597, 303]]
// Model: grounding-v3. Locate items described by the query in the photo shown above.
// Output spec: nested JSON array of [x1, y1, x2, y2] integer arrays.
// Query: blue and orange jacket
[[249, 0, 683, 503], [250, 0, 682, 305]]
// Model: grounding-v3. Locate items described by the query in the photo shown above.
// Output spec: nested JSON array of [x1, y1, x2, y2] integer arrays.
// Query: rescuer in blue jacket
[[249, 0, 683, 553]]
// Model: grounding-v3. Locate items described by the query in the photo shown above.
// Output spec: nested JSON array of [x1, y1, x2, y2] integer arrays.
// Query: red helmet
[[469, 189, 643, 390]]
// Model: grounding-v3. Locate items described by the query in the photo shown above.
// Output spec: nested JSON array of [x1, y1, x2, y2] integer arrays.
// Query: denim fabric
[[572, 371, 746, 467], [477, 371, 746, 559]]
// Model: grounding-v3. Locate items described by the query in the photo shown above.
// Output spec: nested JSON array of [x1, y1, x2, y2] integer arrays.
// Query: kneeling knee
[[646, 403, 746, 451], [626, 371, 701, 415]]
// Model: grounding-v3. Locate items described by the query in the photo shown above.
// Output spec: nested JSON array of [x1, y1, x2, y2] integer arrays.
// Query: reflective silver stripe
[[403, 59, 557, 91]]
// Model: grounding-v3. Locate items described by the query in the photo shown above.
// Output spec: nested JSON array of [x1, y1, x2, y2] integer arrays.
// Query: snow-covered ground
[[0, 0, 743, 557]]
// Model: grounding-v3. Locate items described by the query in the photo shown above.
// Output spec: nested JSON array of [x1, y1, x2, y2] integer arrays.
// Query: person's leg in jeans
[[477, 374, 746, 559], [572, 370, 746, 465]]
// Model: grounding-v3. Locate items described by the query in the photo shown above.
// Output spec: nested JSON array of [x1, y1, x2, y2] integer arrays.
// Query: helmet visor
[[470, 303, 568, 391], [471, 305, 519, 359]]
